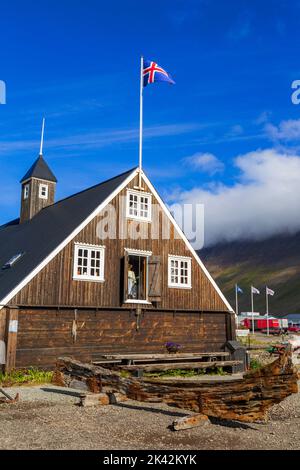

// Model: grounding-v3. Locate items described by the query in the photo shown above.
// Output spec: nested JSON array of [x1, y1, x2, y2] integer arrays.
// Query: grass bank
[[0, 368, 53, 387]]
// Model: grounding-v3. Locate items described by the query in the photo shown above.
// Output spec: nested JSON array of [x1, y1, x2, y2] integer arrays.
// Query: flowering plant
[[165, 342, 182, 353]]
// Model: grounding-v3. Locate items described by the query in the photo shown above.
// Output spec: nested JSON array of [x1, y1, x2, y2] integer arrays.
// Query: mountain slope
[[199, 232, 300, 316]]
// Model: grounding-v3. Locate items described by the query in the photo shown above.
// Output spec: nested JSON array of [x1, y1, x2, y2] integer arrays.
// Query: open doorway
[[124, 252, 150, 302]]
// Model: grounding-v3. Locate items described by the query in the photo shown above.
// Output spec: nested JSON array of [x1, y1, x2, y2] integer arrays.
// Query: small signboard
[[236, 329, 250, 337], [0, 340, 5, 364], [9, 320, 18, 333]]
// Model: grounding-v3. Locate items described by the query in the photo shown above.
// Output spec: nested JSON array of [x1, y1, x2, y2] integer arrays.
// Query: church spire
[[20, 119, 57, 223]]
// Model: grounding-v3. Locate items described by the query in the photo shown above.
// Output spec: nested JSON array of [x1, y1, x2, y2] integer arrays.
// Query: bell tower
[[20, 119, 57, 223]]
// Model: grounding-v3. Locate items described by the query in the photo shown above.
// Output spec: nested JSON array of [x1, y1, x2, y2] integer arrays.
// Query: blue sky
[[1, 0, 300, 244]]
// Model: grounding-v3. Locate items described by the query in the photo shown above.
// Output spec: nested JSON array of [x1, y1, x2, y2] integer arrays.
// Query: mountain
[[199, 231, 300, 316]]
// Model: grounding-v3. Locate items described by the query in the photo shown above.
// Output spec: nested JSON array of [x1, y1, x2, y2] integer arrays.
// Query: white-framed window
[[23, 184, 29, 200], [73, 243, 105, 282], [39, 184, 48, 199], [126, 189, 152, 222], [168, 255, 192, 289]]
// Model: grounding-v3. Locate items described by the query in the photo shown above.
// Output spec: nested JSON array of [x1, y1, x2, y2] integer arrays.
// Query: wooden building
[[0, 148, 235, 371]]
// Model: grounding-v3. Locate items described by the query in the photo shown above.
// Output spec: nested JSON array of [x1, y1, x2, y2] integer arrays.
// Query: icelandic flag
[[236, 285, 243, 294], [143, 59, 175, 87], [251, 286, 260, 295], [266, 287, 275, 296]]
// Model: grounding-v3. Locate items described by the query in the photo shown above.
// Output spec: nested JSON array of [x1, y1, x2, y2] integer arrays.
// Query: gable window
[[39, 184, 48, 200], [168, 255, 192, 289], [23, 184, 29, 200], [126, 190, 152, 222], [73, 243, 105, 282]]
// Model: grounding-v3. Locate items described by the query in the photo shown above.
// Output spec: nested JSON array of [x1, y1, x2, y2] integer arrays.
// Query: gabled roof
[[0, 166, 233, 312], [20, 155, 57, 183], [0, 168, 136, 306]]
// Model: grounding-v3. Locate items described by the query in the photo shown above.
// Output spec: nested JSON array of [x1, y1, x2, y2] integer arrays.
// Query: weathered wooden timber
[[54, 352, 299, 423], [116, 360, 242, 372]]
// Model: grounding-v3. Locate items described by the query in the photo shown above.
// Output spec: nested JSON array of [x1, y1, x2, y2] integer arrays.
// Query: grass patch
[[250, 358, 263, 371], [0, 368, 53, 387], [144, 366, 228, 378]]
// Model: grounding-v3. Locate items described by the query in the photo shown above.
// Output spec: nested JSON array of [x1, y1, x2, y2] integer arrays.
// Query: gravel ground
[[0, 383, 300, 450]]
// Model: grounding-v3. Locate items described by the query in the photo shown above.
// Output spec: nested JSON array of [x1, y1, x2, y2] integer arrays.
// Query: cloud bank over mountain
[[169, 149, 300, 246]]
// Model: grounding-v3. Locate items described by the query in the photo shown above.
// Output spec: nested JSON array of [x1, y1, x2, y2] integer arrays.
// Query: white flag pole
[[251, 287, 255, 334], [266, 287, 269, 336], [138, 56, 144, 189], [235, 285, 239, 328]]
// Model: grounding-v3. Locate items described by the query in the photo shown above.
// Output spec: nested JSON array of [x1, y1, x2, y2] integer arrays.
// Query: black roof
[[0, 167, 136, 304], [20, 155, 58, 183]]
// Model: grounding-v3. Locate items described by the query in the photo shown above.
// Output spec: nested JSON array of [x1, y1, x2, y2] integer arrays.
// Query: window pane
[[75, 246, 103, 280]]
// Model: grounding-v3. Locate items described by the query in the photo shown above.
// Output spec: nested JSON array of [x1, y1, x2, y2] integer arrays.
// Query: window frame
[[23, 184, 29, 200], [39, 183, 48, 200], [126, 189, 152, 222], [73, 243, 106, 282], [168, 255, 192, 289], [123, 248, 152, 304]]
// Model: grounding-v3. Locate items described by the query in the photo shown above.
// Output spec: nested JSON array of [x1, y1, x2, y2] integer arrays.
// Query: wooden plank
[[118, 360, 242, 372], [101, 352, 230, 360], [5, 308, 19, 373]]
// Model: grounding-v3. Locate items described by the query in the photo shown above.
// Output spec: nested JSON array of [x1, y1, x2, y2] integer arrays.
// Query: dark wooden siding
[[11, 174, 229, 312], [16, 307, 229, 369], [20, 178, 56, 223]]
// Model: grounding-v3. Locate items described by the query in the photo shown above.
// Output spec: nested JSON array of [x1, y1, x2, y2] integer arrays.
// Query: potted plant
[[165, 342, 182, 354]]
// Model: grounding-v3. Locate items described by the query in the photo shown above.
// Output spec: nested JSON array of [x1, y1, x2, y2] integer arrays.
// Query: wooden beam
[[5, 307, 19, 373], [118, 360, 242, 372], [100, 352, 230, 361]]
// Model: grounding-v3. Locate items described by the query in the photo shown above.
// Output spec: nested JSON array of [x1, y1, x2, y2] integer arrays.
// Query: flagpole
[[251, 287, 255, 334], [138, 56, 144, 189], [266, 287, 269, 336], [235, 284, 239, 328]]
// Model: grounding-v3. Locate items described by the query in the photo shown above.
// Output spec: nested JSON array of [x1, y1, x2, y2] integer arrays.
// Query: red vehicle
[[242, 318, 280, 330], [288, 325, 300, 333]]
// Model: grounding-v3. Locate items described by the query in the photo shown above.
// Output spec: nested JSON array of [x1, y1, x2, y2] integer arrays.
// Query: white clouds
[[169, 149, 300, 246], [0, 122, 201, 155], [265, 119, 300, 141], [183, 152, 224, 175]]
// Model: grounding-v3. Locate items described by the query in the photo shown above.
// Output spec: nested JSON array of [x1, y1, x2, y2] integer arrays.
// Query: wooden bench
[[100, 352, 230, 361], [116, 360, 242, 373], [99, 352, 230, 366]]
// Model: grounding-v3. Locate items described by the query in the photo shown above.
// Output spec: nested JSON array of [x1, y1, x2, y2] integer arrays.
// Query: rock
[[108, 392, 129, 404], [79, 393, 110, 407], [69, 379, 89, 391], [172, 413, 210, 431]]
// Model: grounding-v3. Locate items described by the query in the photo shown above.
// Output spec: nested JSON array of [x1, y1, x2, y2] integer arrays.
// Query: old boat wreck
[[54, 350, 298, 424]]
